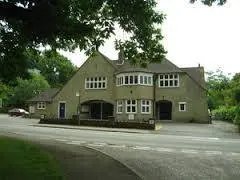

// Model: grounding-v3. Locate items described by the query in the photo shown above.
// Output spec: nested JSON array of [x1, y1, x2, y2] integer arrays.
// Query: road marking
[[155, 147, 174, 152], [66, 140, 87, 145], [55, 139, 68, 142], [109, 144, 127, 148], [88, 142, 107, 147], [205, 151, 223, 155], [228, 152, 240, 156], [132, 146, 152, 151], [181, 149, 198, 154]]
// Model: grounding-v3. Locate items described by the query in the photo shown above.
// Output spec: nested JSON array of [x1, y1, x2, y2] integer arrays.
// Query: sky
[[60, 0, 240, 75]]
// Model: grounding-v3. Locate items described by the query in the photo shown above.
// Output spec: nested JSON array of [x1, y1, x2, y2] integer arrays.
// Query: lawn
[[0, 136, 64, 180]]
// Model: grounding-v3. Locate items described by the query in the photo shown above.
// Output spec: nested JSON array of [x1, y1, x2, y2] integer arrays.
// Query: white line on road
[[132, 146, 152, 151], [66, 140, 87, 145], [87, 142, 108, 147], [181, 149, 198, 154], [109, 144, 127, 148], [155, 147, 174, 152], [205, 151, 223, 155]]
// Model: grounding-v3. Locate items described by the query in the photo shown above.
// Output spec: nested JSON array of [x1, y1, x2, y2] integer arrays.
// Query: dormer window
[[85, 77, 107, 89], [159, 74, 179, 88]]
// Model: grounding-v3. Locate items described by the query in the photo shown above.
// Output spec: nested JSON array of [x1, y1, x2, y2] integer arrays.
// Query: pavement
[[0, 114, 240, 180]]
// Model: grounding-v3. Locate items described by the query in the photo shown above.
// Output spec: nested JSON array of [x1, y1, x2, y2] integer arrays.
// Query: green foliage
[[190, 0, 226, 5], [26, 50, 77, 87], [0, 136, 64, 180], [0, 0, 166, 79], [9, 72, 50, 107], [0, 83, 13, 106], [205, 69, 230, 110], [233, 106, 240, 125], [212, 106, 237, 122]]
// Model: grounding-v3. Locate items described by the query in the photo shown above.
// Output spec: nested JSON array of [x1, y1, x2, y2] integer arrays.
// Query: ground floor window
[[117, 100, 123, 113], [37, 102, 46, 109], [141, 100, 151, 114], [125, 100, 137, 113], [179, 102, 186, 112]]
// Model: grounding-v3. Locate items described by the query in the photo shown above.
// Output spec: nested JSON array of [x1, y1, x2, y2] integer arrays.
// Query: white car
[[8, 108, 30, 116]]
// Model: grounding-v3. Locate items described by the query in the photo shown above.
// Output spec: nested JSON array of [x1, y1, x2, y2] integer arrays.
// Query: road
[[0, 114, 240, 180]]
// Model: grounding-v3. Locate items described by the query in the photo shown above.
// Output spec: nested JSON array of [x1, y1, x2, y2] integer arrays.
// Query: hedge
[[39, 119, 155, 130], [212, 106, 237, 122]]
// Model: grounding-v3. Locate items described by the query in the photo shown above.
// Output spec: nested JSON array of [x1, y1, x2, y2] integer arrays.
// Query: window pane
[[132, 100, 136, 104], [130, 76, 133, 84], [140, 76, 143, 84], [86, 83, 90, 88], [127, 100, 130, 104], [132, 106, 136, 112], [180, 104, 185, 111], [125, 76, 129, 84], [144, 76, 148, 84], [169, 80, 173, 86], [99, 82, 102, 88], [134, 75, 138, 84], [99, 77, 102, 81], [165, 75, 168, 79], [160, 81, 164, 86], [90, 77, 94, 81], [102, 82, 106, 88], [102, 77, 106, 81], [90, 83, 93, 88], [95, 77, 98, 81], [174, 74, 178, 79], [86, 77, 89, 81], [160, 75, 163, 79], [174, 80, 178, 86], [146, 100, 150, 105], [142, 106, 146, 112], [146, 107, 149, 112], [142, 100, 145, 105], [165, 80, 168, 86], [127, 106, 131, 112], [169, 74, 173, 79], [148, 76, 152, 84]]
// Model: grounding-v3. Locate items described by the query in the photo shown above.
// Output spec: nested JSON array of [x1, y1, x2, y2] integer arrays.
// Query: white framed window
[[117, 100, 124, 113], [179, 102, 186, 112], [141, 100, 151, 114], [85, 77, 107, 89], [125, 100, 137, 113], [37, 102, 46, 109], [116, 73, 153, 86], [159, 74, 179, 87]]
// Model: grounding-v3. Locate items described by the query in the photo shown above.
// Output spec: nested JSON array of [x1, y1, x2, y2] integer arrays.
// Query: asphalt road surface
[[0, 114, 240, 180]]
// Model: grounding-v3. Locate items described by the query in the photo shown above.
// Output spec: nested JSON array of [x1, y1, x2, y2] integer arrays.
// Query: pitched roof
[[28, 88, 59, 102], [113, 59, 183, 74], [180, 67, 206, 89]]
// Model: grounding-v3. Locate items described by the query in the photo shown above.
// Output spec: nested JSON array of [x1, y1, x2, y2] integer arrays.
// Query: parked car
[[8, 108, 29, 117]]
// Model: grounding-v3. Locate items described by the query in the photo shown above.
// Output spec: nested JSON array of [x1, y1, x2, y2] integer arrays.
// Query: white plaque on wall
[[128, 114, 134, 120]]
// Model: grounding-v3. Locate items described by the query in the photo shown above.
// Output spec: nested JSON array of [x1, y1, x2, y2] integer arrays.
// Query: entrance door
[[89, 101, 114, 120], [59, 102, 66, 119], [156, 100, 172, 120]]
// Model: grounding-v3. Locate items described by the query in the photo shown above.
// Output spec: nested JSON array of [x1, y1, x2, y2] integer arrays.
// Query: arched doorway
[[81, 100, 114, 120], [156, 100, 172, 120]]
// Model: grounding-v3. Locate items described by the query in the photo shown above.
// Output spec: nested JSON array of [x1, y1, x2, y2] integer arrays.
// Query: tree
[[26, 50, 77, 87], [190, 0, 226, 5], [8, 72, 50, 108], [205, 69, 230, 110]]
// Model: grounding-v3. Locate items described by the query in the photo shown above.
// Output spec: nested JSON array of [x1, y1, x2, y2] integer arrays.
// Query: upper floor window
[[116, 73, 153, 86], [159, 74, 179, 87], [85, 77, 107, 89], [126, 100, 137, 113], [141, 100, 151, 114], [37, 102, 46, 109]]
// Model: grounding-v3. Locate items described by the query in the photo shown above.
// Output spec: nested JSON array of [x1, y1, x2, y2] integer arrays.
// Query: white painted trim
[[116, 100, 123, 114], [141, 100, 152, 114], [158, 73, 180, 88], [125, 100, 137, 114], [178, 102, 186, 112], [37, 102, 46, 110], [116, 72, 153, 86], [58, 101, 67, 119]]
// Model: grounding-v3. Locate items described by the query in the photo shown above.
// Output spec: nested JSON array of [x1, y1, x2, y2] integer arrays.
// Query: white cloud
[[60, 0, 240, 74]]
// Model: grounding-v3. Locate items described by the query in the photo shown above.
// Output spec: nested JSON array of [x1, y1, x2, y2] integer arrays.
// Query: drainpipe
[[152, 73, 157, 119]]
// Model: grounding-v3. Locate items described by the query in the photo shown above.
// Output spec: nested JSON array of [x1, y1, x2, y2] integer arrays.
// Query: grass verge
[[0, 136, 64, 180]]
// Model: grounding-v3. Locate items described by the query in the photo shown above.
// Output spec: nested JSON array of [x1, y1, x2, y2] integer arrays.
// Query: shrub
[[212, 106, 237, 122], [233, 106, 240, 124]]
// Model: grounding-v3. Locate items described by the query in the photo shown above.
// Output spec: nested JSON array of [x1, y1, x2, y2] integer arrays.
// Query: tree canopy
[[0, 0, 228, 81]]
